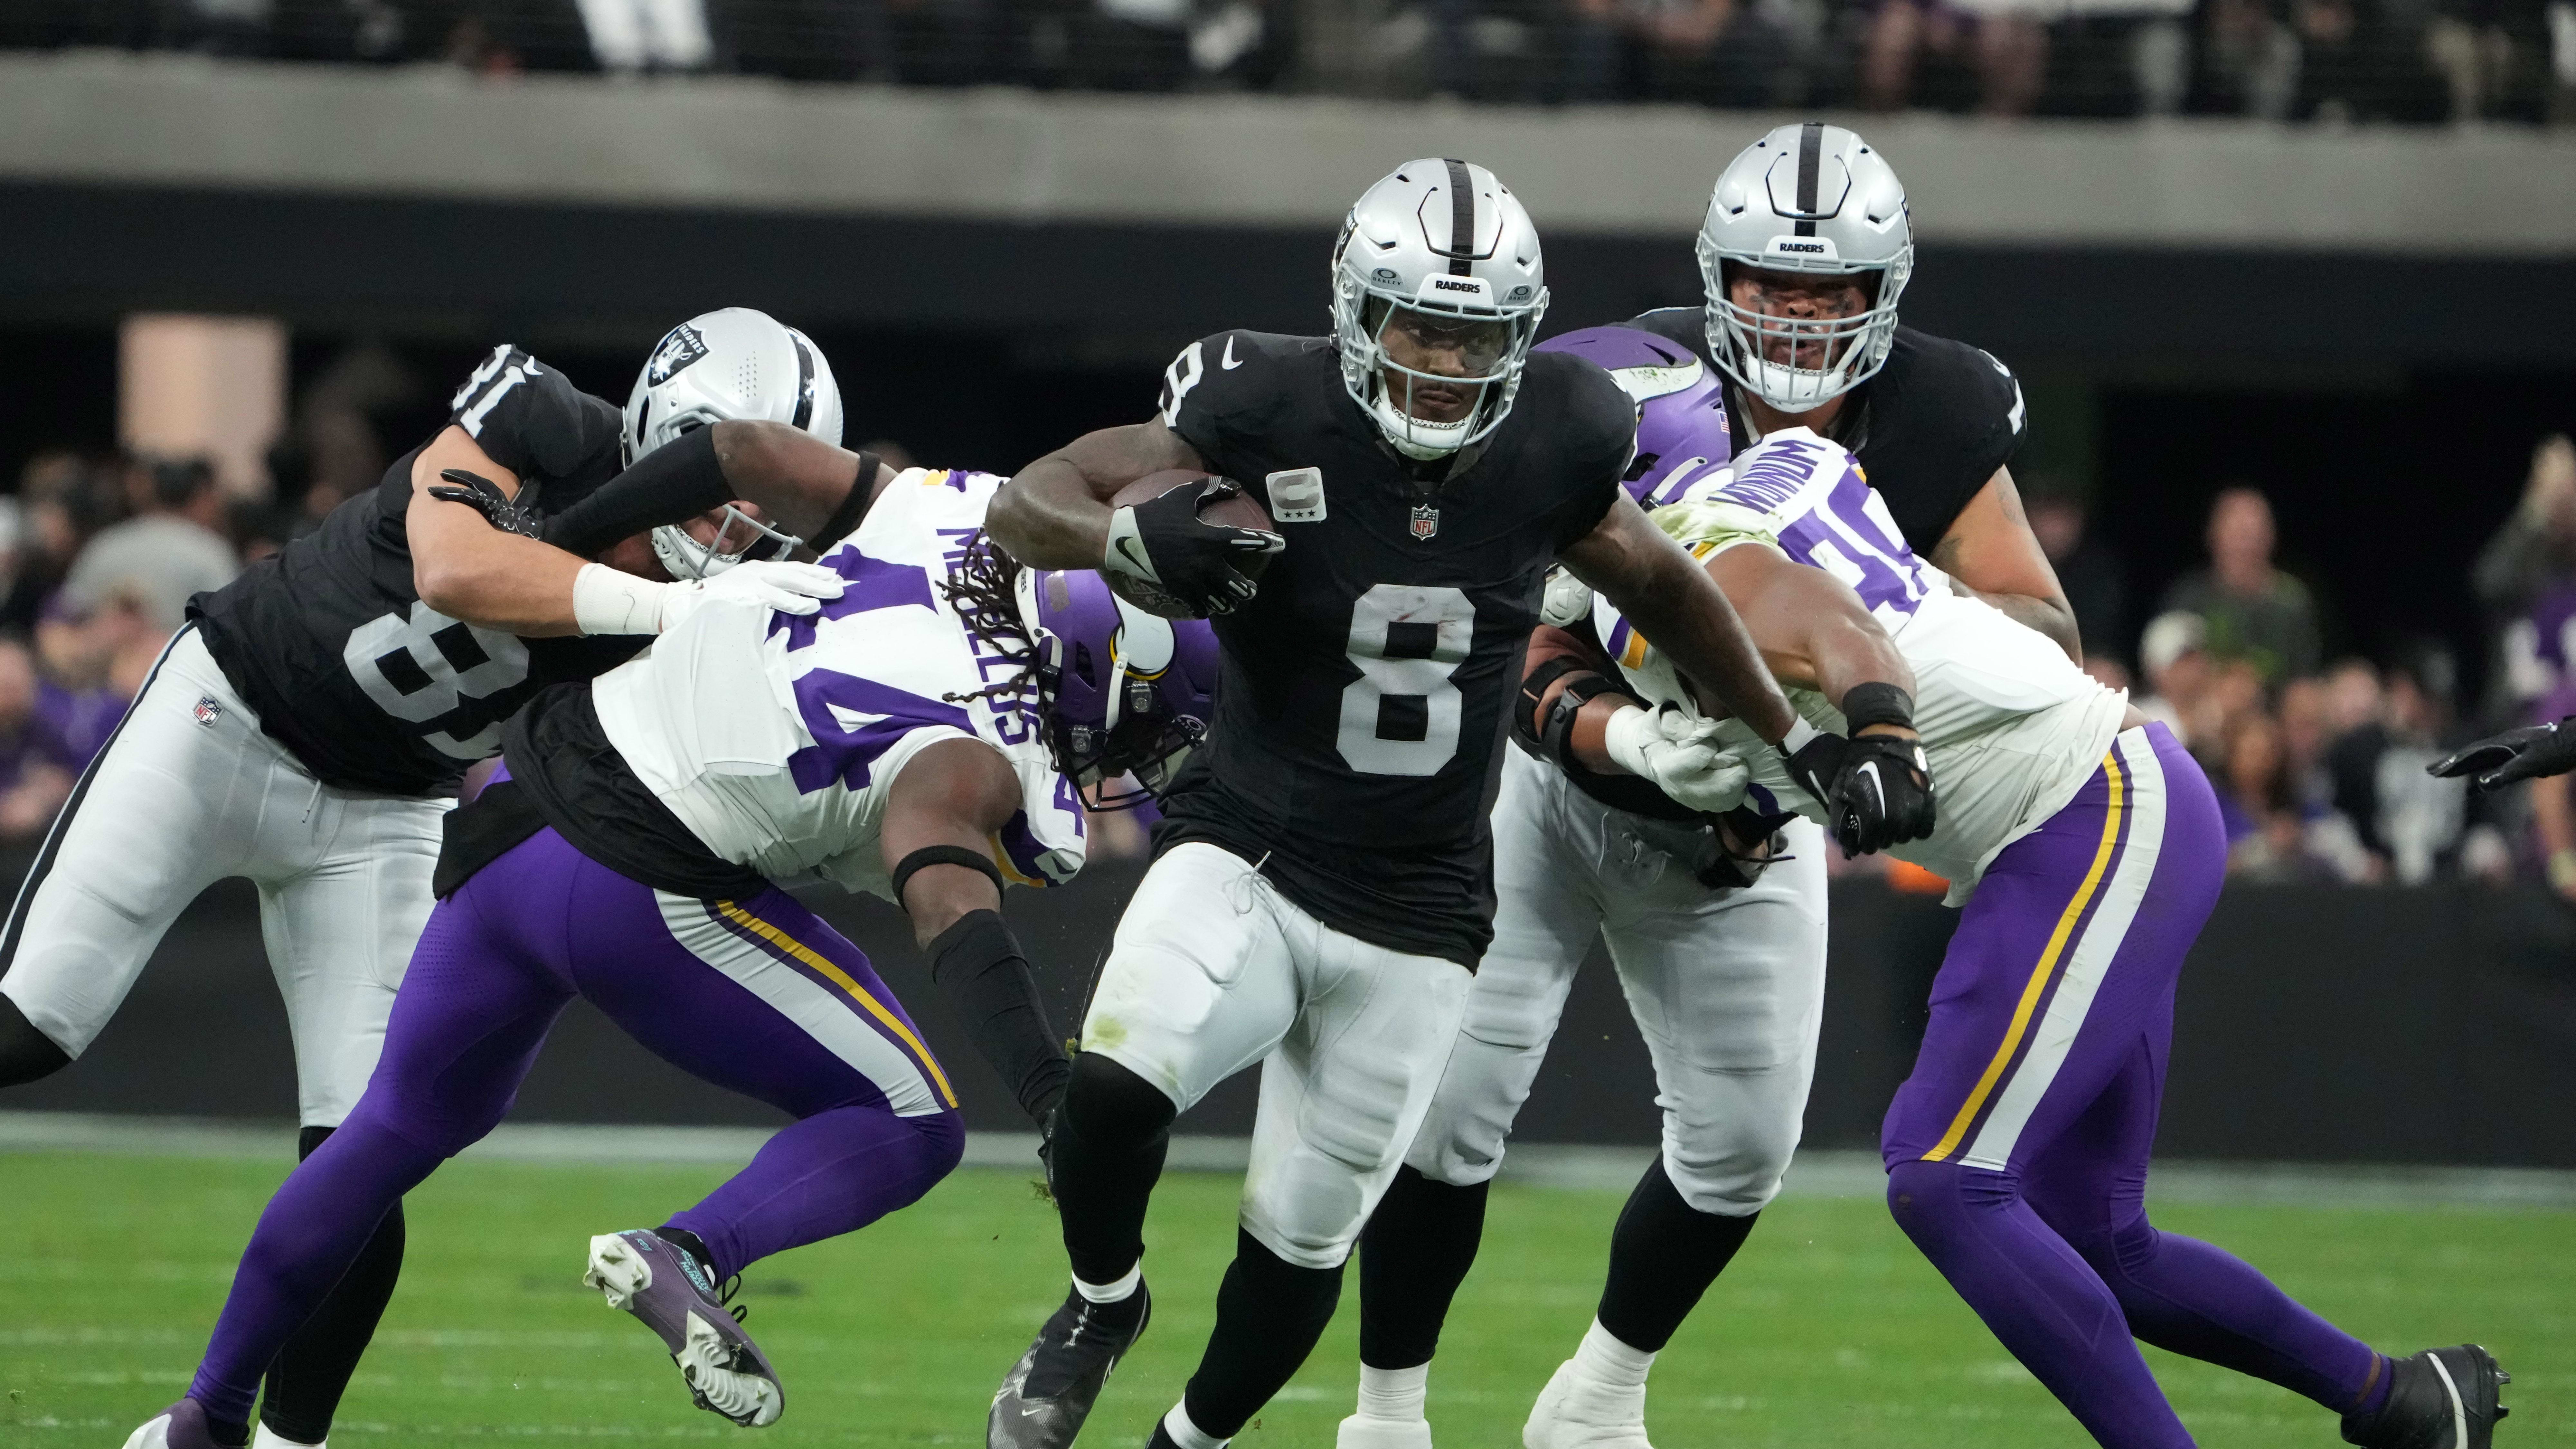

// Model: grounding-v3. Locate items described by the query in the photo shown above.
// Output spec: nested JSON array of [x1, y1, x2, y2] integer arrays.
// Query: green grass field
[[2, 1153, 2567, 1447]]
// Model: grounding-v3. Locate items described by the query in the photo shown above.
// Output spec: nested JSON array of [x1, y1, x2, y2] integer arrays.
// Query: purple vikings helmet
[[1019, 567, 1220, 809], [1535, 325, 1736, 510]]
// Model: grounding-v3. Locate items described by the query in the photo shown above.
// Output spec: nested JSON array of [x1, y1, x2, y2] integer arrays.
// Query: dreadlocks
[[937, 530, 1043, 707]]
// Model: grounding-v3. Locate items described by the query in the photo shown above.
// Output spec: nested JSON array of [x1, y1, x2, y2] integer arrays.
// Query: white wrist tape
[[1602, 704, 1657, 778], [572, 563, 671, 636], [1780, 716, 1824, 754]]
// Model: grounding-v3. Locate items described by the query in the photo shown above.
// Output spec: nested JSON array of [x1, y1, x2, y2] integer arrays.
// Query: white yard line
[[4, 1111, 2571, 1209]]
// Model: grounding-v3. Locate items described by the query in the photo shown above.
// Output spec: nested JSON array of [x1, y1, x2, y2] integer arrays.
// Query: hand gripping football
[[1102, 470, 1277, 620]]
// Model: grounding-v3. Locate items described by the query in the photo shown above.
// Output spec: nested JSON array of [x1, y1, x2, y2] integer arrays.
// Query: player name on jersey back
[[190, 347, 637, 797], [591, 467, 1085, 902], [1149, 329, 1634, 967]]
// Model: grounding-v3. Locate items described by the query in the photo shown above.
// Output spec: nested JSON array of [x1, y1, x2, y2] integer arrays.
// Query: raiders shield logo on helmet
[[645, 323, 710, 386]]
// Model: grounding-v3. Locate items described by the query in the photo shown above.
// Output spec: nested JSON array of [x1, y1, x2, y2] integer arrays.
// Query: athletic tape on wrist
[[892, 844, 1005, 905], [571, 563, 670, 636]]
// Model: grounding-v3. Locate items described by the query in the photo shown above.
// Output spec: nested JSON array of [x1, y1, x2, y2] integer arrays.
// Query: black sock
[[655, 1227, 719, 1282], [1594, 1159, 1759, 1354], [1182, 1228, 1346, 1439], [927, 911, 1071, 1125], [207, 1415, 251, 1448], [1052, 1053, 1175, 1287], [257, 1126, 406, 1446], [1357, 1167, 1490, 1370], [0, 993, 71, 1087]]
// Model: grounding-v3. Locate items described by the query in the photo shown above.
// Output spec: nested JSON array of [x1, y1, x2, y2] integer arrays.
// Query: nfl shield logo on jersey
[[1410, 504, 1440, 541], [192, 695, 223, 727]]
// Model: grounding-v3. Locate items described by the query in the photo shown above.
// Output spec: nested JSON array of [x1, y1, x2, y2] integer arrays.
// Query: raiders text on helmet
[[1330, 159, 1549, 459], [622, 307, 845, 578], [1697, 123, 1913, 416]]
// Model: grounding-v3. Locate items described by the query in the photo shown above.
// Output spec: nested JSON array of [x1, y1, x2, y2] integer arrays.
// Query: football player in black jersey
[[977, 159, 1924, 1449], [1630, 121, 2074, 662], [1345, 123, 2069, 1449], [0, 309, 857, 1449]]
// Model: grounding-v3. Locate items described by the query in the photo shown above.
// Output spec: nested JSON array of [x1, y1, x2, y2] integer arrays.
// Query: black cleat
[[2343, 1345, 2511, 1449], [989, 1282, 1152, 1449]]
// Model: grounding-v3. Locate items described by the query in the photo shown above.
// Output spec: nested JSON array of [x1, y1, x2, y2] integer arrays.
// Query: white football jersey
[[1597, 443, 2126, 902], [591, 468, 1086, 902]]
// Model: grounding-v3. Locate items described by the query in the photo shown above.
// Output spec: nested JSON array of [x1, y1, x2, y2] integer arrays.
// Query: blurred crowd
[[4, 0, 2570, 120], [1943, 437, 2576, 900]]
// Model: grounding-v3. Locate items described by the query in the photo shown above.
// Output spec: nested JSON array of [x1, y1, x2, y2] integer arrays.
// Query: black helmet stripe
[[1442, 157, 1476, 275], [789, 334, 816, 431], [1793, 122, 1824, 237]]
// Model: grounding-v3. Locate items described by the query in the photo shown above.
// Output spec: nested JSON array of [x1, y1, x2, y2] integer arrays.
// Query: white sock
[[1570, 1318, 1655, 1390], [251, 1426, 325, 1449], [1074, 1264, 1142, 1304], [1162, 1402, 1229, 1449], [1357, 1362, 1430, 1420]]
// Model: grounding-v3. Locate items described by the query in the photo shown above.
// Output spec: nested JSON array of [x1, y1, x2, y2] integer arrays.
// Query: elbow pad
[[1514, 657, 1635, 770]]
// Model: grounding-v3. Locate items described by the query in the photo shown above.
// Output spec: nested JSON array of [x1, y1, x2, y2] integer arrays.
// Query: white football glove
[[1602, 703, 1751, 814], [572, 560, 844, 636]]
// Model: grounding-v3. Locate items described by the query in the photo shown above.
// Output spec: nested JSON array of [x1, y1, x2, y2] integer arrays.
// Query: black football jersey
[[1151, 330, 1631, 967], [1625, 309, 2027, 551], [190, 346, 647, 797]]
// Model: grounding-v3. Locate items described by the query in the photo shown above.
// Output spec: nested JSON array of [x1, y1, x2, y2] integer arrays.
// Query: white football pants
[[1082, 841, 1472, 1270], [1406, 749, 1829, 1216], [0, 627, 448, 1127]]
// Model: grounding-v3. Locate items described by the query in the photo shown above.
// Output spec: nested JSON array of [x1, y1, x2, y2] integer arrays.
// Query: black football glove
[[1102, 478, 1284, 618], [2429, 717, 2576, 792], [1780, 726, 1937, 858], [427, 468, 545, 538]]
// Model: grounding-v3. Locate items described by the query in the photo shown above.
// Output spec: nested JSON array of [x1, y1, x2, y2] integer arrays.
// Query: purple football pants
[[186, 826, 964, 1427], [1882, 724, 2385, 1449]]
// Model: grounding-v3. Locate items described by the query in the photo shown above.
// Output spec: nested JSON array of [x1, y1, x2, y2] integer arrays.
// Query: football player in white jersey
[[4, 308, 846, 1449], [125, 459, 1221, 1449], [1361, 430, 2508, 1449]]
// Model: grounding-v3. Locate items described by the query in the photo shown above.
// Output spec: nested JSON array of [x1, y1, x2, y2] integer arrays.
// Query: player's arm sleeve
[[448, 346, 626, 486], [1155, 330, 1279, 480], [1546, 357, 1639, 551]]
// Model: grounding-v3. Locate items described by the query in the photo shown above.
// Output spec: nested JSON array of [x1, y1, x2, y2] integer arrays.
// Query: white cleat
[[1336, 1413, 1434, 1449], [251, 1426, 325, 1449], [1523, 1360, 1654, 1449], [585, 1228, 785, 1428]]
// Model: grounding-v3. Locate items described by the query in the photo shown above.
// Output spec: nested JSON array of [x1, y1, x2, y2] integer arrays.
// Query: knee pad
[[1063, 1051, 1178, 1156], [912, 1107, 968, 1179], [1663, 1127, 1797, 1217], [0, 995, 71, 1088], [1885, 1158, 2022, 1249]]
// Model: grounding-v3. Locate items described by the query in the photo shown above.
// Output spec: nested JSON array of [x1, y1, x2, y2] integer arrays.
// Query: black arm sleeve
[[541, 426, 729, 559]]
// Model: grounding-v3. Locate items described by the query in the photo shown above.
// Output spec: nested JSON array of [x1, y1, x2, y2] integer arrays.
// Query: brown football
[[1101, 470, 1277, 619]]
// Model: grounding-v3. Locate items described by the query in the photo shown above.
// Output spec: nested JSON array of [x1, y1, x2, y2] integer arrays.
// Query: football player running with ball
[[979, 158, 1920, 1449], [1346, 120, 2079, 1449], [6, 308, 847, 1449], [1409, 428, 2503, 1449]]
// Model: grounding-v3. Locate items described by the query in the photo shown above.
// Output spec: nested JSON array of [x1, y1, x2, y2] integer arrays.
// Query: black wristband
[[891, 844, 1005, 905], [1839, 681, 1916, 733], [810, 451, 880, 553], [1539, 672, 1628, 769], [543, 424, 728, 559]]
